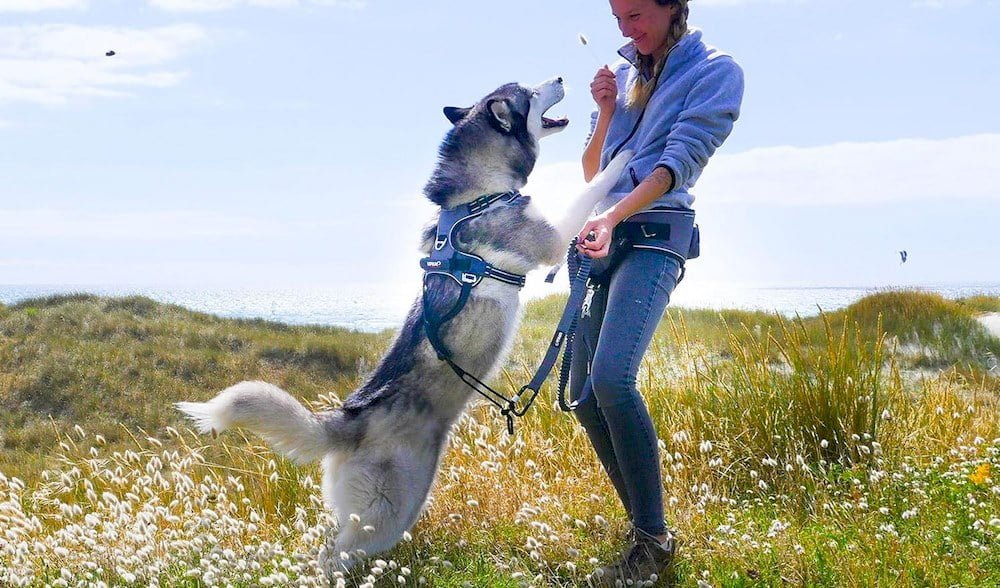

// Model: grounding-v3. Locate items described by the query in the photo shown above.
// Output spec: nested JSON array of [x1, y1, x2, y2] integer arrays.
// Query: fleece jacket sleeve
[[656, 56, 744, 190]]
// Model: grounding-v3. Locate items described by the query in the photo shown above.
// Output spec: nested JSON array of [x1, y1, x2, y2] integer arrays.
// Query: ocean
[[2, 281, 999, 333]]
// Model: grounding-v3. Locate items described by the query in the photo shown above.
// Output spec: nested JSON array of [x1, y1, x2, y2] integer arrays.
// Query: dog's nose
[[556, 77, 564, 84]]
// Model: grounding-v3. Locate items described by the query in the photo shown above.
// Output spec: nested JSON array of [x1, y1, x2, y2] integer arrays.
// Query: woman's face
[[609, 0, 680, 57]]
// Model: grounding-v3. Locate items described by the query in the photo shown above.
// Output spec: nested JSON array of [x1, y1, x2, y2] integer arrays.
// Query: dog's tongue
[[542, 116, 569, 129]]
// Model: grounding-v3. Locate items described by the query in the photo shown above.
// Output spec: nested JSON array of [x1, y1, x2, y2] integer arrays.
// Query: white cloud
[[0, 24, 207, 105], [696, 134, 1000, 205], [149, 0, 364, 12], [0, 0, 86, 11], [0, 209, 286, 239], [526, 133, 1000, 210]]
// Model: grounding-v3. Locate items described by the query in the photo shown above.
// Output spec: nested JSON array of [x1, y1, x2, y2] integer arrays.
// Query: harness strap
[[421, 280, 473, 360]]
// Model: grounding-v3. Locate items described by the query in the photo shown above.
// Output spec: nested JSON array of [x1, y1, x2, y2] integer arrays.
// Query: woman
[[572, 0, 744, 585]]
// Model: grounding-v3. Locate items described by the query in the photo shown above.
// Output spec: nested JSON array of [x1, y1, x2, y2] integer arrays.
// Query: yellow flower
[[970, 463, 991, 486]]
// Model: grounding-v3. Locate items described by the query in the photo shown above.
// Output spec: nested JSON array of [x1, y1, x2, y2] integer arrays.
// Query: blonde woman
[[572, 0, 744, 585]]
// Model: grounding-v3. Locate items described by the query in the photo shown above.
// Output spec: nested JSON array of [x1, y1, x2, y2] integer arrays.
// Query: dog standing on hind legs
[[177, 77, 631, 576]]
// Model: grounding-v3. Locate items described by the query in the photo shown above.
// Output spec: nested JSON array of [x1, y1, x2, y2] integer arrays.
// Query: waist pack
[[589, 207, 700, 283]]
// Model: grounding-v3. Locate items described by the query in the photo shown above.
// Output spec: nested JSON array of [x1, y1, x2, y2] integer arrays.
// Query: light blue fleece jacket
[[590, 28, 744, 212]]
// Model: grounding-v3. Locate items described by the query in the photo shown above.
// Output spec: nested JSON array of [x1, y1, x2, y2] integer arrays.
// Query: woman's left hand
[[576, 213, 617, 259]]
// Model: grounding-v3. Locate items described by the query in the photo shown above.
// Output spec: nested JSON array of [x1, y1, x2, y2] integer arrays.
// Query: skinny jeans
[[570, 248, 681, 537]]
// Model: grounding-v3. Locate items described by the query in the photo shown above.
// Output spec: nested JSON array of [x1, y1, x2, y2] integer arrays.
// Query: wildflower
[[970, 463, 991, 486]]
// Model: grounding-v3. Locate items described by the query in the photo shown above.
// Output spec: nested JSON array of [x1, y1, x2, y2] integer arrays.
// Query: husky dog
[[177, 78, 629, 572]]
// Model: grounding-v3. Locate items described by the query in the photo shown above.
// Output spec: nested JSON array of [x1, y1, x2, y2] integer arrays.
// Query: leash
[[503, 241, 594, 426]]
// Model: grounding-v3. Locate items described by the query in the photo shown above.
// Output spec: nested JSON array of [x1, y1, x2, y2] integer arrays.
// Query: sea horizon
[[3, 280, 999, 333]]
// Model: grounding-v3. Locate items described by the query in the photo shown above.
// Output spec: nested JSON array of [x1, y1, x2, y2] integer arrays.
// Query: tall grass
[[1, 292, 998, 586]]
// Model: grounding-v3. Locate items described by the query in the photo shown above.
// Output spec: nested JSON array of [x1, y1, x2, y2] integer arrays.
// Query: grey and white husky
[[177, 78, 629, 572]]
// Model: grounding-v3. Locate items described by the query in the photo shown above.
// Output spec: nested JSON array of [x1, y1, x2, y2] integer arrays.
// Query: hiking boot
[[587, 528, 677, 587]]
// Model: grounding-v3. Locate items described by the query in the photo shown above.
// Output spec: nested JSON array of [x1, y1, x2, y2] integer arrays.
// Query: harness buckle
[[461, 273, 479, 284], [434, 236, 447, 251]]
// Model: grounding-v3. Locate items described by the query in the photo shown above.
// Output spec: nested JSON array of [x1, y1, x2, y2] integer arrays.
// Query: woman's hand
[[590, 66, 617, 115], [576, 213, 617, 259]]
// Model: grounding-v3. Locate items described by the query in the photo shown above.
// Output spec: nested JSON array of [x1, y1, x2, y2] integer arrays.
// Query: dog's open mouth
[[542, 115, 569, 129]]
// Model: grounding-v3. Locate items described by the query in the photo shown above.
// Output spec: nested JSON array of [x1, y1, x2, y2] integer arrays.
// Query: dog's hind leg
[[325, 449, 438, 573]]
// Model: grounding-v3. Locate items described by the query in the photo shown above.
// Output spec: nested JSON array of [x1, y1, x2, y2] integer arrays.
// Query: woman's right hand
[[590, 66, 617, 114]]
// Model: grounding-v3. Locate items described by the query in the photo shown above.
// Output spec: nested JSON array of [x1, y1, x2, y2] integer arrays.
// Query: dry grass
[[1, 291, 998, 586]]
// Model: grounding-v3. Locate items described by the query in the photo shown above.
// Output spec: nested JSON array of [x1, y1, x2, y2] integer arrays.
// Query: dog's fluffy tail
[[177, 381, 357, 463]]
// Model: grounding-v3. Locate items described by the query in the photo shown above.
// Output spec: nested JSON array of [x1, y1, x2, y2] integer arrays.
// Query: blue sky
[[1, 0, 998, 294]]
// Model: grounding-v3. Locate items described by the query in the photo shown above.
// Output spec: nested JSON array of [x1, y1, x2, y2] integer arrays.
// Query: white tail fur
[[177, 381, 340, 463]]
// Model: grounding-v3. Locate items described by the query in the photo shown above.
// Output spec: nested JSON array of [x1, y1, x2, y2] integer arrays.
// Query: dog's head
[[443, 77, 568, 141], [425, 78, 568, 207]]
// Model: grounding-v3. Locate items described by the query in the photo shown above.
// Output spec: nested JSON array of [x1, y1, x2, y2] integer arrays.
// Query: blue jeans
[[570, 248, 681, 537]]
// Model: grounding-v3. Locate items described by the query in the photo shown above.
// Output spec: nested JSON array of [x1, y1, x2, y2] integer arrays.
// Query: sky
[[1, 0, 999, 294]]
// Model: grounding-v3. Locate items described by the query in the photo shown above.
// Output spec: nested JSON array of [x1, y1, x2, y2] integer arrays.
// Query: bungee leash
[[504, 240, 594, 426]]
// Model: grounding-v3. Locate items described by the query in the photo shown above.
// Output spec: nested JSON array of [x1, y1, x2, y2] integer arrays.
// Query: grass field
[[1, 291, 998, 586]]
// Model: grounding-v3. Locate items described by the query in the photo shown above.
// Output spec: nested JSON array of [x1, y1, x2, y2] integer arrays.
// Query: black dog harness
[[420, 191, 592, 433], [420, 190, 525, 361]]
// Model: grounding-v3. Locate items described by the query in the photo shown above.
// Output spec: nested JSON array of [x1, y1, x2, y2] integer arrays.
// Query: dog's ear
[[443, 106, 471, 125], [486, 99, 513, 134]]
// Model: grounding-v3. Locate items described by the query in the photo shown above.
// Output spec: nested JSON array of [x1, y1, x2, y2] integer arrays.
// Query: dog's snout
[[556, 77, 563, 84]]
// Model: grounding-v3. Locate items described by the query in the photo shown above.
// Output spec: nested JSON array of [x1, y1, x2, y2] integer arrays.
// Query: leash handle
[[557, 244, 592, 412]]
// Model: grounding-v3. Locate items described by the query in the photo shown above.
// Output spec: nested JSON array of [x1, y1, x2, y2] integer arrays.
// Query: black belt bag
[[589, 207, 700, 283]]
